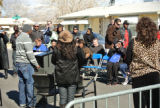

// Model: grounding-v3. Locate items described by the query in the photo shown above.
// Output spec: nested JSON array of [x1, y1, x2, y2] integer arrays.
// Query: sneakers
[[20, 104, 26, 108], [122, 76, 128, 85]]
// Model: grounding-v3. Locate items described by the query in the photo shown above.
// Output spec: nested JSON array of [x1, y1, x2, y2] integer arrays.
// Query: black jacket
[[30, 29, 44, 43], [10, 33, 17, 50], [72, 32, 83, 40], [52, 47, 85, 85], [120, 27, 132, 43], [83, 28, 94, 47], [0, 33, 9, 69]]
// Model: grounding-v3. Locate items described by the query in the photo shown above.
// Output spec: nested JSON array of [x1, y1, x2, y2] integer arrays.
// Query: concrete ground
[[0, 47, 134, 108]]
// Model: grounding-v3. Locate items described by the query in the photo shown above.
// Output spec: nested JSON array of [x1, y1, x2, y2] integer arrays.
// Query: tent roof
[[0, 18, 35, 25]]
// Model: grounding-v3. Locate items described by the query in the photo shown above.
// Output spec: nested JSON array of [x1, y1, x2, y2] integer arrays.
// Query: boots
[[4, 69, 8, 79], [60, 104, 66, 108]]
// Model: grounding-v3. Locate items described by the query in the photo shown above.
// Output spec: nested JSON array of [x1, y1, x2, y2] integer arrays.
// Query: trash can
[[33, 52, 57, 107]]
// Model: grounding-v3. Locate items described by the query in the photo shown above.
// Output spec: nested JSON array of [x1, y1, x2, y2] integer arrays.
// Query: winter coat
[[30, 29, 44, 43], [105, 25, 122, 49], [120, 27, 132, 43], [52, 47, 85, 86], [0, 33, 9, 69], [83, 28, 95, 47], [72, 32, 83, 40], [10, 33, 17, 50], [90, 44, 105, 56], [126, 39, 160, 78], [44, 27, 53, 44]]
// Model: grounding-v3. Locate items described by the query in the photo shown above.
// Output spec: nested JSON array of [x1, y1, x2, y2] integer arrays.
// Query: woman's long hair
[[57, 40, 77, 60], [136, 17, 157, 47]]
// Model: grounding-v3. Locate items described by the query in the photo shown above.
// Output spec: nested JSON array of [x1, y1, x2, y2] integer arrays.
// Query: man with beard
[[72, 26, 83, 40], [105, 18, 122, 49], [30, 23, 44, 43]]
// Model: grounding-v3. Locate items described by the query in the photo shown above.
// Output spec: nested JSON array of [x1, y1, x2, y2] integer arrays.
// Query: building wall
[[158, 14, 160, 25], [79, 24, 84, 31], [64, 24, 86, 32], [139, 13, 158, 24], [97, 14, 159, 37], [99, 18, 110, 37], [64, 25, 68, 30], [88, 18, 100, 33]]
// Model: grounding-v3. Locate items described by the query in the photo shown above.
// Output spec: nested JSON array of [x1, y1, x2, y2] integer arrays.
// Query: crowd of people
[[0, 16, 159, 108]]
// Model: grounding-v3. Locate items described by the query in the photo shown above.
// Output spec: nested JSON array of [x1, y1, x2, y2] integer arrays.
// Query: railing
[[0, 89, 2, 106], [65, 84, 160, 108]]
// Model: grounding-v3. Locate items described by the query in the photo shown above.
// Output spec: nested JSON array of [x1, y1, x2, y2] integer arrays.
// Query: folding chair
[[94, 55, 109, 80], [82, 53, 103, 79]]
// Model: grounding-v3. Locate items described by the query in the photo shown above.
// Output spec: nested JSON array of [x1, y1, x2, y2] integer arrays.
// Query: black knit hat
[[123, 20, 129, 25], [73, 26, 79, 30]]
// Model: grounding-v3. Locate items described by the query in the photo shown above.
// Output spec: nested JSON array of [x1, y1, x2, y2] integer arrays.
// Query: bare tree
[[0, 0, 3, 16], [51, 0, 96, 18], [2, 0, 97, 22], [0, 0, 2, 6], [3, 0, 29, 17]]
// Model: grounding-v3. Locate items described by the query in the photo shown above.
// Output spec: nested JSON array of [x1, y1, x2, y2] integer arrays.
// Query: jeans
[[119, 63, 128, 78], [58, 85, 77, 105], [16, 63, 36, 107], [12, 50, 17, 73]]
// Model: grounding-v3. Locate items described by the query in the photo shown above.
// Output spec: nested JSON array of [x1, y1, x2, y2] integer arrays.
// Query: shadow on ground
[[0, 72, 5, 78], [36, 104, 59, 108], [6, 90, 19, 106], [7, 69, 15, 76], [93, 72, 126, 84]]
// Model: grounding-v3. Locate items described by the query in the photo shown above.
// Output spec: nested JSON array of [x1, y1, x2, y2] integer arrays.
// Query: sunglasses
[[35, 26, 39, 27]]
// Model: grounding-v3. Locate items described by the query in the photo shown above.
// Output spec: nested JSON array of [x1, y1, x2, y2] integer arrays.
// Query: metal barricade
[[66, 84, 160, 108], [0, 89, 2, 106]]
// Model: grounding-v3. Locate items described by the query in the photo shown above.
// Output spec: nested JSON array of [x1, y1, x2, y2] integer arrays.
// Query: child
[[33, 38, 48, 52], [49, 39, 57, 51]]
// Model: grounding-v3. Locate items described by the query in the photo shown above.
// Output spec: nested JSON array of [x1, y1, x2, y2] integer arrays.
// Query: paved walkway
[[0, 48, 134, 108]]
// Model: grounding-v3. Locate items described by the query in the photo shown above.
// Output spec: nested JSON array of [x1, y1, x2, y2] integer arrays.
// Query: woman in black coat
[[83, 28, 95, 47], [0, 29, 9, 79], [52, 30, 85, 108]]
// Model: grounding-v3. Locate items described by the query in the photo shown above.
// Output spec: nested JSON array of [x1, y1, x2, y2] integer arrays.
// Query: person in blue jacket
[[33, 38, 48, 52]]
